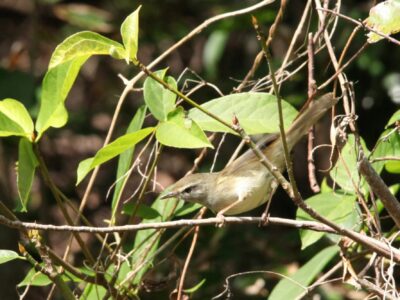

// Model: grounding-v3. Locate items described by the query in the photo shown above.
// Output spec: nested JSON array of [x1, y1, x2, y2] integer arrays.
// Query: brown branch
[[307, 33, 320, 193], [358, 155, 400, 229], [2, 214, 400, 263]]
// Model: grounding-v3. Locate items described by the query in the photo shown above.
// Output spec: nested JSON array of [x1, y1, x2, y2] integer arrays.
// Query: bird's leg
[[215, 197, 244, 227], [260, 183, 277, 226]]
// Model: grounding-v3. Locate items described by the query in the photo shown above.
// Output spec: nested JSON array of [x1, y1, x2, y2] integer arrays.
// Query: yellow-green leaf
[[0, 98, 34, 139], [120, 6, 141, 63], [76, 127, 154, 184]]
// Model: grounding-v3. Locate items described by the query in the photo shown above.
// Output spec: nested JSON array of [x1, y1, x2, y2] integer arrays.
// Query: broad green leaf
[[76, 127, 154, 184], [330, 134, 369, 193], [156, 107, 212, 148], [143, 69, 177, 121], [81, 283, 107, 300], [269, 246, 338, 300], [386, 109, 400, 128], [0, 250, 24, 264], [18, 268, 79, 287], [18, 268, 52, 287], [372, 128, 400, 174], [111, 105, 147, 216], [188, 93, 297, 134], [0, 98, 34, 139], [365, 0, 400, 43], [120, 6, 141, 63], [16, 138, 39, 212], [49, 31, 125, 69], [296, 192, 359, 249], [36, 56, 89, 137], [122, 203, 161, 219]]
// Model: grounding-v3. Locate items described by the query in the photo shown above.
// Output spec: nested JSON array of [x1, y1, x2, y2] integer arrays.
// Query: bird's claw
[[259, 212, 270, 227], [216, 213, 226, 227]]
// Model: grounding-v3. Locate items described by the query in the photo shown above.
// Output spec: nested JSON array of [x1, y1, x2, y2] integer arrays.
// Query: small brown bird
[[161, 93, 337, 217]]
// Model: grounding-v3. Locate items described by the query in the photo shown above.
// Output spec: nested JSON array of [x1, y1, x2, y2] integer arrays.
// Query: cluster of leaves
[[0, 1, 399, 299]]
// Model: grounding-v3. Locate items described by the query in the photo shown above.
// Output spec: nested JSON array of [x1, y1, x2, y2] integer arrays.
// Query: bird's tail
[[284, 93, 337, 150]]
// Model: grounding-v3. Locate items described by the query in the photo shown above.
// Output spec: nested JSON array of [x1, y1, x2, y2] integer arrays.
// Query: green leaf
[[269, 246, 338, 300], [372, 128, 400, 174], [120, 6, 141, 63], [203, 30, 229, 78], [386, 109, 400, 128], [0, 98, 34, 139], [18, 268, 53, 287], [156, 107, 212, 148], [76, 127, 154, 184], [330, 134, 369, 193], [36, 56, 89, 137], [365, 0, 400, 43], [143, 69, 177, 121], [16, 138, 39, 212], [81, 283, 107, 300], [175, 202, 202, 217], [0, 250, 24, 264], [122, 203, 161, 219], [184, 278, 206, 293], [36, 30, 127, 137], [296, 192, 359, 249], [188, 93, 297, 134], [49, 31, 125, 69], [111, 105, 147, 216]]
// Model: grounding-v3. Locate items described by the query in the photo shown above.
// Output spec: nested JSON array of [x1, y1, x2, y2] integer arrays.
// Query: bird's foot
[[259, 212, 270, 227], [216, 213, 226, 228]]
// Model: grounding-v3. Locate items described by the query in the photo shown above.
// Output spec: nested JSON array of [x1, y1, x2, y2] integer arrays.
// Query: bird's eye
[[182, 186, 194, 194]]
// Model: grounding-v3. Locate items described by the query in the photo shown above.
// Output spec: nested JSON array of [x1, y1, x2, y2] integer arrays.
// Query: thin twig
[[306, 33, 320, 193], [358, 154, 400, 229], [2, 214, 400, 263], [177, 208, 206, 300], [318, 7, 400, 46]]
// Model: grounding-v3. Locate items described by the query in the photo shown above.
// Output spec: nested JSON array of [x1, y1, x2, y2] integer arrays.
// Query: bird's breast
[[210, 170, 275, 215]]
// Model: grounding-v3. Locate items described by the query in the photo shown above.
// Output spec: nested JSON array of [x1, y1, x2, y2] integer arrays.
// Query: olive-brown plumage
[[161, 93, 337, 216]]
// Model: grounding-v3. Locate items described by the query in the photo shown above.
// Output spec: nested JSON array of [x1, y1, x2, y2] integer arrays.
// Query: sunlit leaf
[[386, 109, 400, 128], [49, 31, 125, 69], [111, 106, 147, 217], [16, 138, 38, 212], [156, 107, 212, 148], [120, 6, 141, 63], [365, 0, 400, 43], [76, 127, 154, 184], [36, 56, 89, 137], [0, 98, 34, 139], [143, 69, 177, 121], [189, 93, 297, 134], [296, 192, 359, 249], [0, 250, 24, 264]]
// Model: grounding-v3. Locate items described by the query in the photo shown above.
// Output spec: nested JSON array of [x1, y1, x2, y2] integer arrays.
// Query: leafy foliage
[[0, 2, 399, 299]]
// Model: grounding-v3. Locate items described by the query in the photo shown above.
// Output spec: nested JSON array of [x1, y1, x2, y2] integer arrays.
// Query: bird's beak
[[159, 190, 179, 200]]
